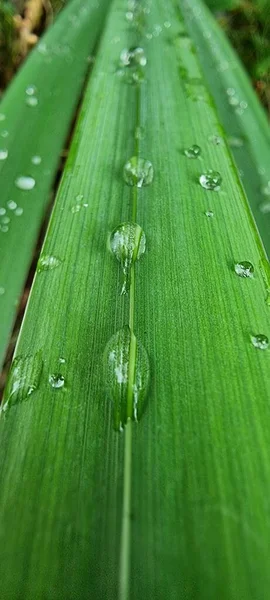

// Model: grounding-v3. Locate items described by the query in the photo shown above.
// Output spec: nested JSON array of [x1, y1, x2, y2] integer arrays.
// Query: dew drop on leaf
[[234, 261, 254, 278], [7, 200, 17, 210], [49, 374, 65, 389], [37, 255, 62, 273], [199, 170, 222, 191], [251, 334, 269, 350], [3, 351, 43, 408], [26, 96, 38, 107], [25, 85, 37, 95], [103, 326, 150, 431], [205, 210, 214, 217], [123, 156, 153, 187], [109, 222, 146, 294], [184, 144, 201, 158], [31, 155, 42, 165], [15, 176, 36, 191], [0, 149, 8, 160]]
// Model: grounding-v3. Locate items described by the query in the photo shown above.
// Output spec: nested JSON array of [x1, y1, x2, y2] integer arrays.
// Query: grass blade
[[0, 0, 110, 368]]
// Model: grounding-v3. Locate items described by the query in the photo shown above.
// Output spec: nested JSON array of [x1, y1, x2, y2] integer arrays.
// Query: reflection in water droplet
[[234, 261, 254, 278], [199, 170, 222, 191], [123, 156, 153, 187], [15, 176, 36, 191], [184, 144, 201, 158], [110, 222, 146, 294], [251, 334, 269, 350], [0, 287, 5, 295], [37, 255, 62, 273], [31, 155, 42, 165], [26, 96, 38, 107], [205, 210, 214, 218], [103, 326, 150, 431], [0, 149, 8, 160], [3, 351, 43, 408], [49, 373, 65, 389]]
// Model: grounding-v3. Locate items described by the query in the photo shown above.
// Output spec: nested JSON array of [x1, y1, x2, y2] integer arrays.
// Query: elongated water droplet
[[251, 334, 269, 350], [103, 326, 150, 431], [184, 144, 201, 158], [199, 170, 222, 191], [37, 255, 62, 273], [123, 156, 153, 187], [15, 176, 36, 191], [234, 261, 254, 278], [49, 373, 65, 389], [0, 149, 8, 160], [109, 222, 146, 294], [3, 351, 43, 408]]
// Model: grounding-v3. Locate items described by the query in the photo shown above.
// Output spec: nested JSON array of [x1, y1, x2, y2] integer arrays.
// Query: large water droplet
[[199, 170, 222, 191], [109, 222, 146, 294], [103, 326, 150, 431], [15, 176, 36, 191], [251, 334, 269, 350], [37, 255, 62, 273], [123, 156, 153, 187], [234, 261, 254, 278], [3, 351, 43, 408], [0, 149, 8, 160], [49, 373, 65, 389], [184, 144, 201, 158]]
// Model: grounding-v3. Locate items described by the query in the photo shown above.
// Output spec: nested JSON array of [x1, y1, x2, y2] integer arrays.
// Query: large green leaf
[[0, 0, 110, 369], [0, 0, 270, 599], [180, 0, 270, 257]]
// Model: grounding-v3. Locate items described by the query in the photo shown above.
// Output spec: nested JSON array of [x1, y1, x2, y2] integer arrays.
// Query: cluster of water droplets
[[118, 46, 147, 84]]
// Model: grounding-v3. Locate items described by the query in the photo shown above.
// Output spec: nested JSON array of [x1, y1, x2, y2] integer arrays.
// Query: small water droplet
[[0, 287, 5, 295], [126, 10, 133, 21], [15, 176, 35, 191], [103, 326, 150, 430], [0, 149, 8, 160], [146, 33, 153, 40], [234, 261, 254, 278], [259, 201, 270, 214], [31, 155, 42, 165], [3, 351, 43, 408], [71, 204, 81, 214], [205, 210, 214, 217], [228, 136, 244, 148], [26, 85, 37, 96], [164, 21, 171, 28], [240, 101, 248, 109], [1, 225, 9, 233], [208, 135, 223, 145], [135, 126, 145, 140], [123, 156, 153, 187], [0, 114, 6, 121], [251, 334, 269, 350], [199, 170, 222, 191], [15, 207, 23, 216], [49, 373, 65, 389], [7, 200, 17, 210], [37, 42, 48, 55], [1, 216, 10, 224], [0, 208, 6, 215], [26, 96, 38, 107], [184, 144, 201, 158], [228, 96, 239, 106], [261, 181, 270, 196], [226, 87, 235, 96], [109, 222, 146, 294], [37, 255, 62, 273], [1, 130, 9, 138], [120, 47, 147, 67], [59, 357, 66, 364]]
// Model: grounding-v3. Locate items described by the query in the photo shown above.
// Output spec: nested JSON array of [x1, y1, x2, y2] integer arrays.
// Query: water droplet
[[0, 207, 6, 215], [240, 101, 248, 109], [126, 10, 133, 21], [228, 136, 244, 148], [135, 126, 145, 140], [146, 33, 153, 40], [184, 144, 201, 158], [120, 47, 147, 67], [251, 334, 269, 350], [1, 225, 9, 233], [31, 155, 42, 165], [1, 216, 10, 224], [259, 201, 270, 214], [123, 156, 153, 187], [226, 87, 235, 96], [234, 261, 254, 278], [15, 207, 23, 216], [37, 255, 62, 273], [205, 210, 214, 217], [199, 170, 222, 191], [228, 96, 239, 106], [208, 135, 223, 145], [26, 85, 37, 95], [15, 176, 35, 191], [1, 130, 9, 138], [0, 149, 8, 160], [59, 357, 66, 364], [109, 222, 146, 294], [103, 326, 150, 430], [3, 351, 43, 408], [37, 42, 48, 55], [261, 181, 270, 196], [164, 21, 171, 28], [49, 373, 65, 389], [0, 287, 5, 295], [0, 114, 6, 121], [26, 96, 38, 107]]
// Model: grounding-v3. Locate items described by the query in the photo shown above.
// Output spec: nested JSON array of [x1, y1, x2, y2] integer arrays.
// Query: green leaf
[[0, 0, 270, 599], [0, 0, 110, 368], [180, 0, 270, 257]]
